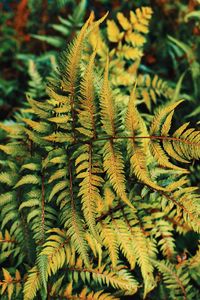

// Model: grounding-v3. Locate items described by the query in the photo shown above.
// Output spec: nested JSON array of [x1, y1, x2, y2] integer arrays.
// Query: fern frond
[[160, 188, 200, 233], [111, 218, 136, 270], [171, 124, 200, 160], [100, 58, 116, 136], [132, 229, 156, 297], [0, 268, 22, 300], [130, 7, 153, 33], [47, 87, 71, 106], [150, 216, 176, 258], [107, 20, 121, 43], [0, 143, 26, 157], [36, 254, 48, 293], [100, 221, 119, 267], [152, 260, 194, 300], [44, 132, 73, 143], [14, 174, 40, 188], [62, 286, 120, 300], [124, 207, 157, 297], [63, 13, 93, 92], [103, 140, 135, 209], [24, 266, 40, 300], [121, 45, 143, 60], [65, 161, 90, 267], [40, 229, 71, 276], [78, 49, 97, 138], [149, 141, 188, 172], [0, 172, 17, 186], [75, 144, 103, 240], [131, 148, 165, 190], [69, 263, 138, 294], [150, 100, 184, 136], [26, 95, 51, 119], [149, 101, 200, 165]]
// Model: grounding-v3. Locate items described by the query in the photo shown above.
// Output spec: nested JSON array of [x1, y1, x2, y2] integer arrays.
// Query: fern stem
[[93, 135, 200, 146], [96, 204, 125, 222], [67, 134, 200, 149], [0, 239, 16, 244]]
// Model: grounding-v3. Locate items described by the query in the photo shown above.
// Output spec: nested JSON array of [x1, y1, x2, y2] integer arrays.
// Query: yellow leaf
[[125, 32, 146, 47], [107, 20, 121, 42], [2, 268, 12, 282], [117, 12, 132, 30], [121, 45, 143, 60]]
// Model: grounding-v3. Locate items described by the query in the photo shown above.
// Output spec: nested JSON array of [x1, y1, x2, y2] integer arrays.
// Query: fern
[[0, 6, 200, 300]]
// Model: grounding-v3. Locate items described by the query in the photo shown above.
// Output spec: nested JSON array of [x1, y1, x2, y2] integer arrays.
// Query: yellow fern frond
[[120, 45, 143, 60], [78, 49, 97, 138], [46, 87, 71, 106], [100, 58, 116, 136], [150, 100, 184, 136], [117, 12, 131, 30], [131, 148, 165, 190], [63, 286, 120, 300], [149, 141, 189, 173], [23, 118, 50, 133], [112, 219, 136, 270], [172, 124, 200, 160], [24, 267, 40, 300], [88, 26, 108, 57], [63, 13, 93, 92], [125, 86, 148, 154], [44, 132, 73, 143], [124, 219, 157, 298], [103, 141, 135, 210], [107, 20, 122, 42], [101, 222, 119, 267], [26, 95, 51, 118], [125, 31, 146, 47], [76, 144, 103, 240]]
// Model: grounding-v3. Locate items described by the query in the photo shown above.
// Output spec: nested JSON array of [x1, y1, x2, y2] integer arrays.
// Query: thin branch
[[66, 134, 200, 151]]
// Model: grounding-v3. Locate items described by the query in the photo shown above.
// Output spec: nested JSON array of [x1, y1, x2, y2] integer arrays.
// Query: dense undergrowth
[[0, 1, 200, 300]]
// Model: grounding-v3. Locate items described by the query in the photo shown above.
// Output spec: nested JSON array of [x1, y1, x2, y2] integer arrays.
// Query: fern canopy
[[0, 6, 200, 300]]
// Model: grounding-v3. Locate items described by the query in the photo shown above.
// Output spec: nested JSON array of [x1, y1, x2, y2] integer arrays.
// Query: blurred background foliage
[[0, 0, 199, 120]]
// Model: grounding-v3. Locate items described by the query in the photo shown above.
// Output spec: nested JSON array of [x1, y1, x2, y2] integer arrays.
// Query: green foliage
[[0, 5, 200, 300]]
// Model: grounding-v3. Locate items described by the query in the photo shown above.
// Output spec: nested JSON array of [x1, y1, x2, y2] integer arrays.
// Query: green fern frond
[[40, 229, 71, 276], [68, 263, 138, 294], [152, 260, 194, 300], [0, 172, 17, 186], [14, 175, 40, 188]]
